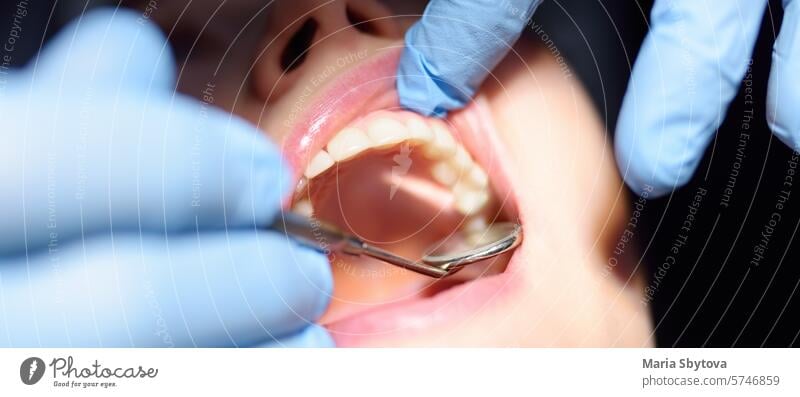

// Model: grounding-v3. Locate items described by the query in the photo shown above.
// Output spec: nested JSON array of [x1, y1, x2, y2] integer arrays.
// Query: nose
[[253, 0, 402, 103]]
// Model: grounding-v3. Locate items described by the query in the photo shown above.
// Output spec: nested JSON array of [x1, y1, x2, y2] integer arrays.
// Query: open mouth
[[280, 49, 523, 344]]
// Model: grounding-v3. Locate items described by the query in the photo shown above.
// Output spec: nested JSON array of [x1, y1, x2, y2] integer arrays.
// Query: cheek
[[237, 97, 293, 147]]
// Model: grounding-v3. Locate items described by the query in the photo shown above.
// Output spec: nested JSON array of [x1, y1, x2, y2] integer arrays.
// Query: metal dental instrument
[[272, 211, 522, 278]]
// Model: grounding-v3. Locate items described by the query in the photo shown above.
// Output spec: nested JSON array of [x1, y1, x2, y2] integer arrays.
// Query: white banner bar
[[0, 348, 797, 396]]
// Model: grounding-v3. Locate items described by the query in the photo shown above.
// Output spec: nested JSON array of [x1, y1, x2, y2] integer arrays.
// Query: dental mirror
[[421, 222, 523, 274], [273, 212, 522, 278]]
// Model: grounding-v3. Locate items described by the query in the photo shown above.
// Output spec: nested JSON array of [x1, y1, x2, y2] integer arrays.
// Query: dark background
[[3, 0, 797, 347]]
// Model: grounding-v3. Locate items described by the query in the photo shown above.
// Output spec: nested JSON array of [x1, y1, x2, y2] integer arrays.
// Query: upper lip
[[281, 47, 404, 184], [280, 46, 517, 213]]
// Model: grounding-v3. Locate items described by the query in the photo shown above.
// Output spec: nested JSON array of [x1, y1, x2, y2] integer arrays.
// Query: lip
[[328, 256, 525, 345], [282, 48, 403, 183], [280, 47, 526, 346]]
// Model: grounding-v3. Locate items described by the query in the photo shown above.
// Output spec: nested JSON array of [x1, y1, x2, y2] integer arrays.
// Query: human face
[[174, 0, 653, 346]]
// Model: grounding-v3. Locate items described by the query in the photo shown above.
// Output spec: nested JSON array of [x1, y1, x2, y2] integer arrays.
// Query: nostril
[[280, 18, 319, 73], [346, 4, 382, 36]]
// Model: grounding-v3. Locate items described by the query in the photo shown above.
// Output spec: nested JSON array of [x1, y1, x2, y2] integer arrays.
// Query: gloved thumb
[[28, 7, 176, 94]]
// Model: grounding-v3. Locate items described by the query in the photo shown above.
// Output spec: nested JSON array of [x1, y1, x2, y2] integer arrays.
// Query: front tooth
[[366, 118, 409, 148], [327, 127, 372, 161], [423, 122, 457, 159], [433, 123, 457, 156], [406, 118, 434, 143], [304, 150, 335, 178]]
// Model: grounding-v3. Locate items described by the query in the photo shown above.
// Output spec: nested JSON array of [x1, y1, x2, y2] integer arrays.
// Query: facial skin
[[150, 0, 653, 346]]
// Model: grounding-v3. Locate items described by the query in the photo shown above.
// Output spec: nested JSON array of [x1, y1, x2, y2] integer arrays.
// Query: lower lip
[[325, 101, 525, 346], [327, 250, 524, 345]]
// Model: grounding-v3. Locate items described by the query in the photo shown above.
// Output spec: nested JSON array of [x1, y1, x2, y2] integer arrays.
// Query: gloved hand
[[615, 0, 800, 197], [397, 0, 544, 117], [0, 8, 332, 347]]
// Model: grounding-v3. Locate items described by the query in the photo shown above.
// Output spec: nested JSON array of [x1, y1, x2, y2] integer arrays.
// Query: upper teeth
[[406, 118, 434, 143], [422, 122, 457, 159], [324, 127, 372, 163], [300, 113, 492, 216], [366, 118, 408, 148], [305, 150, 336, 179]]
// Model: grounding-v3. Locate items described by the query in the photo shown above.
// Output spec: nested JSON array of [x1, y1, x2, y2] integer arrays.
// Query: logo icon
[[20, 357, 45, 385]]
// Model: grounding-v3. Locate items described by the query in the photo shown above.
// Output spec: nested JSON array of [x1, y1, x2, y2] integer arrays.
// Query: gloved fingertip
[[616, 154, 684, 199], [33, 7, 176, 92], [614, 124, 691, 199], [619, 167, 670, 199], [397, 35, 467, 117], [766, 12, 800, 151], [292, 245, 333, 321], [766, 101, 800, 151]]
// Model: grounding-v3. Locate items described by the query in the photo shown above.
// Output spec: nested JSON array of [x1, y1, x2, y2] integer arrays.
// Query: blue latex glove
[[0, 8, 332, 347], [397, 0, 543, 117], [616, 0, 800, 197]]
